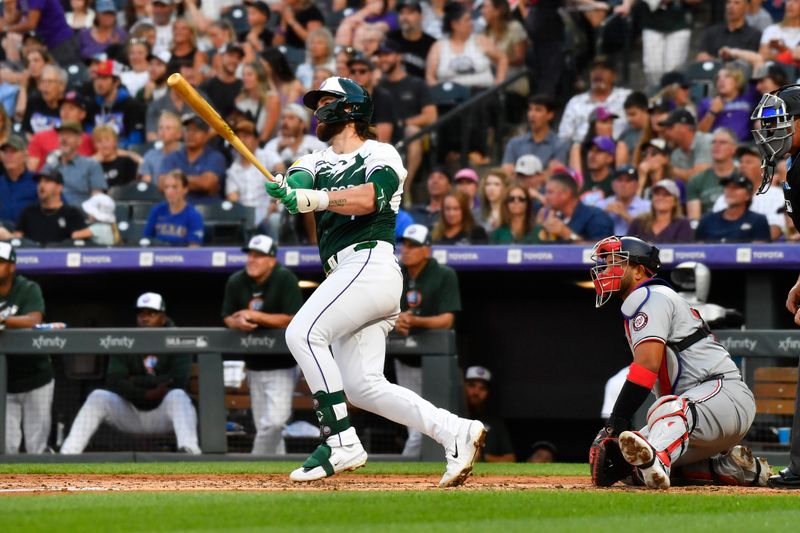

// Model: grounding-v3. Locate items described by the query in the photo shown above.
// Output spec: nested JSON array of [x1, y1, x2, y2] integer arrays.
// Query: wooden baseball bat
[[167, 73, 276, 183]]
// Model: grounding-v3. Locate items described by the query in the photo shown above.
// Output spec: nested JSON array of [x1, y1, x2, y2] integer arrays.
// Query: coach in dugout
[[61, 293, 201, 454], [392, 224, 461, 457], [222, 235, 303, 455], [0, 242, 54, 454]]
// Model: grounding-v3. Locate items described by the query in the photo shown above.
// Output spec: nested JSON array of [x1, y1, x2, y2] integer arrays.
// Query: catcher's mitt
[[589, 428, 633, 487]]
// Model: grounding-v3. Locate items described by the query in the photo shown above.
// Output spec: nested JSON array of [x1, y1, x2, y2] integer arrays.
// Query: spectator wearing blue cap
[[696, 175, 771, 243], [596, 166, 651, 236], [77, 0, 128, 61]]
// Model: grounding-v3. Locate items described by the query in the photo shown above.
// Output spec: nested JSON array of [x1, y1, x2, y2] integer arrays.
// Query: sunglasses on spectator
[[506, 195, 527, 203], [644, 148, 663, 157]]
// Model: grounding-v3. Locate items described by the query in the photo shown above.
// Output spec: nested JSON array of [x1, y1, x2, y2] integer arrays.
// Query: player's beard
[[317, 121, 346, 143]]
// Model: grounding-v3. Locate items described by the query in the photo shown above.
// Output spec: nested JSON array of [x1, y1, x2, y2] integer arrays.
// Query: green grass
[[2, 490, 800, 532], [1, 462, 798, 532], [0, 461, 586, 476]]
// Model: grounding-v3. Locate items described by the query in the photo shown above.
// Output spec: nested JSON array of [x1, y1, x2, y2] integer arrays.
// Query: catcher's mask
[[590, 236, 660, 308], [751, 85, 800, 193]]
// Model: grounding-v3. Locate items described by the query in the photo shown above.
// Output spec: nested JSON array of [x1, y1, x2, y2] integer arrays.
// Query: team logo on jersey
[[249, 297, 264, 311], [406, 290, 422, 309], [632, 312, 648, 331]]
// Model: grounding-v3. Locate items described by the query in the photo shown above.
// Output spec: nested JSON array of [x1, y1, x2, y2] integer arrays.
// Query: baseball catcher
[[588, 236, 769, 489]]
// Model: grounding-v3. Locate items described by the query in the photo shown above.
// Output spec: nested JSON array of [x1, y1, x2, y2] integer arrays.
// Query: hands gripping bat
[[167, 73, 278, 183]]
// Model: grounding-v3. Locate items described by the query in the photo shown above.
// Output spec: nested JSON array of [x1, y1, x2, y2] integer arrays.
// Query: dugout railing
[[0, 328, 461, 461]]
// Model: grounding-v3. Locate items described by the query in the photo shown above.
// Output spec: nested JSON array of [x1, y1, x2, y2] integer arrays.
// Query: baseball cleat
[[768, 467, 800, 489], [728, 445, 770, 487], [618, 431, 670, 490], [438, 420, 487, 488], [289, 442, 368, 482]]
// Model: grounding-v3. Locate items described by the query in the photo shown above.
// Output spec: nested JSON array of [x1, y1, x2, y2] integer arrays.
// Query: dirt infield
[[0, 474, 790, 494]]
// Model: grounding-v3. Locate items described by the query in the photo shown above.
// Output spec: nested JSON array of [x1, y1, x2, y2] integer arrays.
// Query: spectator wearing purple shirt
[[77, 0, 128, 61], [696, 65, 755, 142], [4, 0, 81, 65]]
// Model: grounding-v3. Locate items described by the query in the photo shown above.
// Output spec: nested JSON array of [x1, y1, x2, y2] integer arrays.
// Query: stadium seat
[[429, 81, 471, 107], [684, 60, 722, 83], [222, 6, 250, 37], [6, 237, 39, 248], [131, 203, 155, 222], [117, 220, 149, 246], [109, 181, 164, 205], [278, 46, 307, 73], [64, 62, 89, 91], [114, 204, 131, 225], [194, 200, 254, 245]]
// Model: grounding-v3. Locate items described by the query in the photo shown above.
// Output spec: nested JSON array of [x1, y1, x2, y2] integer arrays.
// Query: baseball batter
[[589, 236, 769, 489], [265, 77, 486, 485]]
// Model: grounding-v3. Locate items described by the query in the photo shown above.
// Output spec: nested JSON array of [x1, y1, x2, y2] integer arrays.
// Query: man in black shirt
[[278, 0, 325, 49], [752, 84, 800, 488], [13, 170, 92, 245], [23, 65, 66, 136], [377, 39, 437, 199], [347, 54, 396, 143], [696, 0, 761, 61], [200, 43, 244, 120], [222, 235, 303, 454], [386, 0, 436, 79]]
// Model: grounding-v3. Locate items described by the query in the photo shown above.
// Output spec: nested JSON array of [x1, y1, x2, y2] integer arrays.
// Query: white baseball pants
[[248, 367, 297, 454], [642, 29, 691, 88], [394, 359, 423, 457], [60, 389, 201, 454], [5, 379, 54, 454], [285, 242, 463, 449]]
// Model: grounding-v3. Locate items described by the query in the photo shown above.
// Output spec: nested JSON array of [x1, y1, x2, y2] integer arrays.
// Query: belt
[[323, 240, 379, 276]]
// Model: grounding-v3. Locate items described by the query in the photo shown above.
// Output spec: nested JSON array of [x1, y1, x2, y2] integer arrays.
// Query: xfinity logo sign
[[32, 336, 66, 350], [240, 335, 276, 349], [99, 335, 135, 350], [778, 337, 800, 352], [719, 337, 758, 352]]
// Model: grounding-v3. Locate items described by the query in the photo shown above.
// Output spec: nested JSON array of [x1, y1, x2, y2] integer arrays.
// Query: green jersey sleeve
[[368, 166, 400, 212]]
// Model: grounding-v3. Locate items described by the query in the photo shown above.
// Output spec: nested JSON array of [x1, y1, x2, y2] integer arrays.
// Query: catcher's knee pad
[[645, 395, 692, 465]]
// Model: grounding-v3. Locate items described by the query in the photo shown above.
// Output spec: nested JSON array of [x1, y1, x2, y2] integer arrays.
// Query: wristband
[[316, 190, 329, 211], [627, 362, 658, 389]]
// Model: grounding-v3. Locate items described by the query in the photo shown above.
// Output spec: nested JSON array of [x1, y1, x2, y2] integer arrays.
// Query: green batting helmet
[[303, 77, 373, 125]]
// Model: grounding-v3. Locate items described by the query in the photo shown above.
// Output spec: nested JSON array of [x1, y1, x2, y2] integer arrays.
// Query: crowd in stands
[[0, 0, 796, 248]]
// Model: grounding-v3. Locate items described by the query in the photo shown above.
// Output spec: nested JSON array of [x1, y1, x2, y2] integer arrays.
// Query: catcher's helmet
[[303, 77, 373, 125], [590, 236, 661, 308], [751, 84, 800, 192]]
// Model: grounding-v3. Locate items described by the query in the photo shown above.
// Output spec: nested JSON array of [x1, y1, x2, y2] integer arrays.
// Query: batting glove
[[265, 173, 288, 200], [282, 189, 330, 214]]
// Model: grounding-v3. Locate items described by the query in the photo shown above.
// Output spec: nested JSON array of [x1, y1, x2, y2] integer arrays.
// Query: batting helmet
[[751, 83, 800, 192], [303, 77, 373, 125], [590, 236, 661, 308]]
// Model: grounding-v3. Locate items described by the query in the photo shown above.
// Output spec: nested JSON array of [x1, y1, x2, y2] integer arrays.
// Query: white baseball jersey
[[621, 280, 740, 397]]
